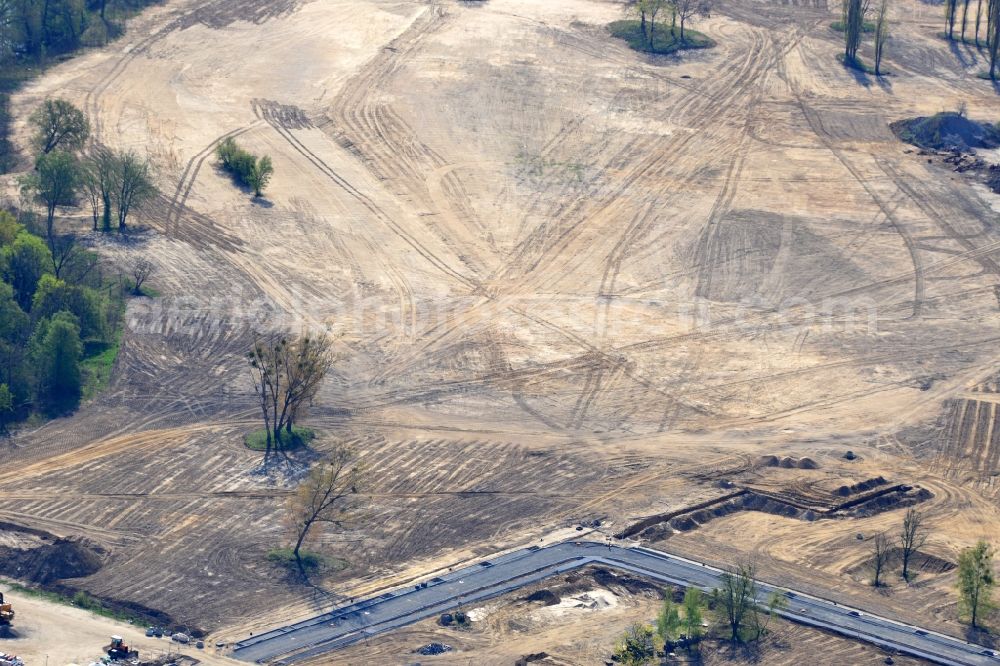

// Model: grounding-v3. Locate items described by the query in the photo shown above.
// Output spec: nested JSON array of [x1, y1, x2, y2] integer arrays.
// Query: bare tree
[[874, 0, 890, 75], [248, 333, 334, 457], [844, 0, 871, 65], [287, 447, 363, 575], [899, 508, 928, 582], [50, 234, 81, 279], [81, 149, 117, 232], [672, 0, 710, 42], [871, 532, 893, 587], [126, 257, 153, 296], [988, 0, 1000, 79]]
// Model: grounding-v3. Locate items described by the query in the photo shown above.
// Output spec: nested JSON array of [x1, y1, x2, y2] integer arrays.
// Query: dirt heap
[[0, 523, 104, 584], [891, 112, 1000, 152]]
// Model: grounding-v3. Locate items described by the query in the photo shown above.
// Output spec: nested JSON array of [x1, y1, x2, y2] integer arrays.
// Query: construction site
[[0, 0, 999, 662]]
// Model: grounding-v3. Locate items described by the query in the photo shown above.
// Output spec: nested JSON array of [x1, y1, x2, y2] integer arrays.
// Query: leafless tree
[[672, 0, 711, 41], [126, 257, 153, 295], [248, 333, 334, 457], [871, 532, 893, 587], [874, 0, 890, 75], [81, 149, 117, 232], [287, 447, 363, 575], [900, 508, 928, 582]]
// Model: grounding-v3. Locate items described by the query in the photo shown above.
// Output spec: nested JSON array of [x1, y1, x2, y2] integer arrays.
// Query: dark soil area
[[891, 112, 1000, 152], [0, 526, 104, 584]]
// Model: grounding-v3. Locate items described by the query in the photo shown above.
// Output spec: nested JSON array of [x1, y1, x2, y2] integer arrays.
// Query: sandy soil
[[0, 0, 996, 653], [0, 582, 238, 665]]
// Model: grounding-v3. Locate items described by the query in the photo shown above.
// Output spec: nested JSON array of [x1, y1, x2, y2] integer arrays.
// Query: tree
[[28, 98, 89, 155], [19, 150, 79, 252], [873, 0, 889, 75], [0, 382, 12, 433], [957, 540, 995, 629], [900, 508, 928, 582], [714, 558, 758, 644], [247, 333, 334, 456], [0, 282, 28, 344], [682, 587, 705, 648], [613, 622, 656, 665], [946, 0, 960, 38], [246, 155, 274, 198], [656, 594, 682, 644], [988, 0, 1000, 79], [962, 0, 972, 39], [81, 148, 117, 232], [126, 257, 152, 295], [871, 532, 893, 587], [843, 0, 871, 64], [32, 310, 83, 413], [113, 150, 155, 233], [2, 231, 53, 310], [287, 447, 362, 575], [750, 589, 788, 640], [672, 0, 710, 42]]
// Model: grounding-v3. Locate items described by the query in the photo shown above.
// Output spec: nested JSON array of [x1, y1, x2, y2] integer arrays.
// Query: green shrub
[[216, 138, 274, 197]]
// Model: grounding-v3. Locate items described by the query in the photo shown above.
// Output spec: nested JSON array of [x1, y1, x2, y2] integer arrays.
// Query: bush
[[216, 138, 274, 197], [244, 426, 315, 451]]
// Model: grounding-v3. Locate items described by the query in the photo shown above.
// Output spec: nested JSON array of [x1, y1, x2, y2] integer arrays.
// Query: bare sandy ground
[[0, 0, 997, 655], [0, 582, 238, 665]]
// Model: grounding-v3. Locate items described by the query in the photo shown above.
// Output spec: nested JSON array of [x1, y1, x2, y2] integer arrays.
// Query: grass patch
[[267, 548, 348, 574], [1, 579, 145, 625], [244, 426, 315, 451], [830, 20, 876, 32], [608, 20, 715, 55], [976, 71, 999, 80], [81, 331, 123, 401]]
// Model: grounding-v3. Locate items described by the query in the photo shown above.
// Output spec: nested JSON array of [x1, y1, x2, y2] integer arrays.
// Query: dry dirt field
[[1, 0, 1000, 659]]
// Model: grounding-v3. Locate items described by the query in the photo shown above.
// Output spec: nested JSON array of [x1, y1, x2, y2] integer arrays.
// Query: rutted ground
[[0, 0, 998, 652]]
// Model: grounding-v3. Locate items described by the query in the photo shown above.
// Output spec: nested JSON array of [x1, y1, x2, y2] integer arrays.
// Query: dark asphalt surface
[[232, 542, 999, 665]]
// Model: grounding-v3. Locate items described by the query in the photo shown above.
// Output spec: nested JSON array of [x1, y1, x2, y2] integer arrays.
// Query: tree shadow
[[250, 443, 322, 485], [251, 196, 273, 209], [965, 625, 996, 648]]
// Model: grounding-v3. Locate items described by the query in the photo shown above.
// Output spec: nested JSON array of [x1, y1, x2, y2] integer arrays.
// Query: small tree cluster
[[630, 0, 711, 48], [943, 0, 1000, 78], [712, 558, 787, 644], [216, 137, 274, 197], [20, 99, 155, 238]]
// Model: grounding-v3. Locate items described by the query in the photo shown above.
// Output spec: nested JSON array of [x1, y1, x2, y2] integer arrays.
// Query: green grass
[[267, 548, 348, 574], [1, 578, 145, 625], [244, 426, 315, 451], [831, 20, 876, 33], [608, 20, 715, 55], [81, 331, 122, 401], [976, 71, 999, 80], [937, 31, 991, 47]]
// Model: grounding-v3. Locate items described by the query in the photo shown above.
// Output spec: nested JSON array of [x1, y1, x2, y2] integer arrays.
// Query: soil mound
[[523, 589, 560, 605], [891, 113, 1000, 151], [415, 643, 453, 655], [797, 457, 819, 469], [0, 527, 104, 584]]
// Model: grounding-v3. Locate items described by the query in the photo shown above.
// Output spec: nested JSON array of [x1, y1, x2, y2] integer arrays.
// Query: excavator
[[0, 593, 13, 626], [106, 636, 138, 661]]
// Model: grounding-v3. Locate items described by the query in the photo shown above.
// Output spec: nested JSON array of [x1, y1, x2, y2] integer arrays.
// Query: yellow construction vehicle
[[0, 593, 13, 626]]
